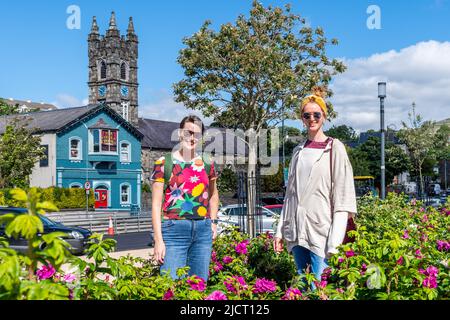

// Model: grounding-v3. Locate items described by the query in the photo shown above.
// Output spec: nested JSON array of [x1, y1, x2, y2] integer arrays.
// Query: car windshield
[[268, 207, 282, 214], [38, 214, 61, 227]]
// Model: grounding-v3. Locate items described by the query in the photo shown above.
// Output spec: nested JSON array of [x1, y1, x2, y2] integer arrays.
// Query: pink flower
[[402, 230, 410, 239], [321, 267, 332, 281], [252, 278, 277, 294], [282, 288, 302, 300], [235, 241, 248, 255], [205, 290, 227, 300], [415, 249, 423, 259], [63, 273, 76, 283], [187, 276, 206, 292], [36, 264, 56, 280], [345, 250, 355, 258], [316, 280, 327, 289], [411, 199, 417, 206], [396, 256, 404, 265], [423, 277, 437, 289], [213, 262, 223, 273], [360, 263, 367, 275], [426, 266, 439, 277], [223, 256, 234, 265], [224, 276, 248, 293], [211, 251, 217, 262], [421, 214, 428, 222], [163, 289, 174, 300], [338, 257, 345, 263], [336, 288, 344, 294], [436, 240, 450, 251]]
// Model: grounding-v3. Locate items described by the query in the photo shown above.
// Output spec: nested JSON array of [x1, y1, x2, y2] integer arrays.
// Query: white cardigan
[[276, 138, 357, 258]]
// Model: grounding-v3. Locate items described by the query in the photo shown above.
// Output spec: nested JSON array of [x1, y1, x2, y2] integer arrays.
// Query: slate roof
[[138, 118, 247, 156], [0, 104, 143, 140]]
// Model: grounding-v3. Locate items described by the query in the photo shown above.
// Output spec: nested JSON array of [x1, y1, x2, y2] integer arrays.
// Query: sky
[[0, 0, 449, 132]]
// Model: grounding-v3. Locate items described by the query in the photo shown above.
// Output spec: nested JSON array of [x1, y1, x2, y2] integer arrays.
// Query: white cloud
[[139, 89, 214, 124], [329, 40, 450, 132], [52, 94, 88, 109]]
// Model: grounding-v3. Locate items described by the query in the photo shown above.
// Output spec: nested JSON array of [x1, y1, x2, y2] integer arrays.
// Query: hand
[[211, 223, 217, 240], [153, 239, 166, 264], [273, 237, 284, 253]]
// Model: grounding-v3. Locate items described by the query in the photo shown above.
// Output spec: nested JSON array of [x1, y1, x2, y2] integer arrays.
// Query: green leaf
[[5, 214, 43, 240], [10, 189, 28, 202]]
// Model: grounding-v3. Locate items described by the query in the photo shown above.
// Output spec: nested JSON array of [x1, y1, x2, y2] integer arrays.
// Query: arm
[[152, 181, 165, 263], [209, 177, 219, 239], [326, 211, 348, 257]]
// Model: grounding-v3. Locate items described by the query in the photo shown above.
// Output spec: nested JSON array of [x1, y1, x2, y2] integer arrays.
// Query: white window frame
[[89, 129, 119, 155], [120, 183, 131, 205], [120, 141, 131, 163], [69, 182, 83, 189], [69, 137, 82, 160]]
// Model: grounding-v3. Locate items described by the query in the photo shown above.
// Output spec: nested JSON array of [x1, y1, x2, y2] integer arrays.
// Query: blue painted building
[[0, 104, 143, 211]]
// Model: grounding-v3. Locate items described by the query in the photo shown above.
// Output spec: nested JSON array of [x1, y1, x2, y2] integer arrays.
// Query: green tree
[[396, 104, 442, 196], [351, 137, 411, 187], [325, 124, 358, 142], [173, 1, 345, 235], [0, 98, 19, 116], [0, 118, 45, 188]]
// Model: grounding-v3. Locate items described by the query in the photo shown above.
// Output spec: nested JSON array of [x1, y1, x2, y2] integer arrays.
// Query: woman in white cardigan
[[273, 89, 357, 288]]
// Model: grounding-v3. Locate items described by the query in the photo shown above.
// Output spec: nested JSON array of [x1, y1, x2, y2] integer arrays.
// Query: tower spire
[[109, 11, 117, 30], [127, 17, 135, 35], [90, 16, 99, 34]]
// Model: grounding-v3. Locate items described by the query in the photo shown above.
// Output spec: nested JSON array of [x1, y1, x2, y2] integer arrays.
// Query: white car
[[216, 204, 278, 235]]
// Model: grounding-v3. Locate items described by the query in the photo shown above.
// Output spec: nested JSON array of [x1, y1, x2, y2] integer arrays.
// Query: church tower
[[88, 12, 139, 126]]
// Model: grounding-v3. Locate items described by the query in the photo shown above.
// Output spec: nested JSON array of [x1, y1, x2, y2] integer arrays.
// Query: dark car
[[0, 207, 92, 255], [260, 196, 284, 206]]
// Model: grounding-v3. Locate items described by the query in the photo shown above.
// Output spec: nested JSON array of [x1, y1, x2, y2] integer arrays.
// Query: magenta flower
[[345, 250, 355, 258], [419, 266, 439, 289], [235, 241, 248, 255], [36, 264, 56, 280], [187, 276, 206, 292], [415, 249, 423, 259], [396, 256, 404, 265], [423, 277, 438, 289], [252, 278, 277, 294], [360, 263, 367, 275], [63, 273, 76, 283], [224, 276, 248, 293], [338, 257, 345, 264], [163, 289, 174, 300], [426, 266, 439, 277], [213, 262, 223, 273], [211, 251, 217, 262], [421, 214, 428, 222], [205, 290, 228, 300], [336, 288, 344, 294], [321, 267, 332, 281], [315, 280, 328, 289], [436, 240, 450, 251], [282, 288, 302, 300], [222, 256, 234, 265], [402, 230, 410, 239]]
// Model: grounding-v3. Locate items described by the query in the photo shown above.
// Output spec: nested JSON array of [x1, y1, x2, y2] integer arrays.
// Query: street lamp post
[[281, 104, 286, 196], [378, 82, 387, 200]]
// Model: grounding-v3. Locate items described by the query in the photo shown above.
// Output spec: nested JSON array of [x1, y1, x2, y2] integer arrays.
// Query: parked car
[[217, 204, 278, 235], [0, 207, 92, 255], [263, 204, 283, 215], [260, 196, 284, 206]]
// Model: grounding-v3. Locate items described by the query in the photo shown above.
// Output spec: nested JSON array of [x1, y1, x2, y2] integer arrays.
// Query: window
[[120, 184, 130, 204], [100, 60, 107, 79], [69, 138, 82, 160], [40, 145, 49, 167], [121, 102, 129, 121], [69, 183, 82, 189], [120, 141, 131, 162], [90, 129, 117, 154], [120, 62, 127, 80]]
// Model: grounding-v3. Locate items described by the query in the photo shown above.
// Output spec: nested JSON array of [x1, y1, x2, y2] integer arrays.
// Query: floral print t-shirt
[[150, 155, 217, 220]]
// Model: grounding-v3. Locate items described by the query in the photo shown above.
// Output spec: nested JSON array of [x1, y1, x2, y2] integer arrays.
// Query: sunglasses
[[181, 129, 202, 140], [302, 112, 322, 120]]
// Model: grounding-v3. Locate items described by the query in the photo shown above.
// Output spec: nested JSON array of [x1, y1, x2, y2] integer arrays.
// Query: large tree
[[0, 118, 45, 188], [396, 105, 440, 197], [173, 1, 345, 236], [0, 98, 19, 116], [325, 124, 358, 142]]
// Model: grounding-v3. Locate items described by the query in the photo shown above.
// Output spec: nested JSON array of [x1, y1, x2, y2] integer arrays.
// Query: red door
[[95, 189, 108, 208]]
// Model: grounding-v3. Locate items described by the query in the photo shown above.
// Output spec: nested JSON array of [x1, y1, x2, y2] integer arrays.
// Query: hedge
[[0, 187, 95, 210]]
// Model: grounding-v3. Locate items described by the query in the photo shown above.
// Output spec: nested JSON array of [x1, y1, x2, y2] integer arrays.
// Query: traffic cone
[[107, 216, 115, 236]]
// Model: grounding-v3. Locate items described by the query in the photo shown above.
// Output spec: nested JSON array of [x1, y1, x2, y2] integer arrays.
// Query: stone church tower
[[88, 12, 139, 126]]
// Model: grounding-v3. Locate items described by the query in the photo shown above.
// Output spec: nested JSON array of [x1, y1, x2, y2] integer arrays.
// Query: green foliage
[[325, 125, 358, 142], [216, 166, 237, 193], [0, 118, 45, 188], [0, 98, 19, 116]]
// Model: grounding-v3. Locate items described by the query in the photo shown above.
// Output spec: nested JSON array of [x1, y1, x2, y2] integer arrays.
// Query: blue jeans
[[160, 219, 213, 282], [292, 245, 328, 290]]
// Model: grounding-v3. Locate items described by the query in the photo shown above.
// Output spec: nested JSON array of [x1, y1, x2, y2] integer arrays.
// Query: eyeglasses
[[181, 129, 203, 140], [302, 112, 322, 120]]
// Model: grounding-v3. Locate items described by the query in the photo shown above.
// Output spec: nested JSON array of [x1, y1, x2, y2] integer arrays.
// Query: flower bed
[[0, 189, 448, 300]]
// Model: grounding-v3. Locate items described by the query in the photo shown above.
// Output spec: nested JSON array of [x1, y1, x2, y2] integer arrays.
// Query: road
[[105, 231, 154, 252]]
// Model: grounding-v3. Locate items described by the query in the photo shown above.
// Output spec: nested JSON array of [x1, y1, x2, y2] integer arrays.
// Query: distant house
[[3, 98, 57, 113], [0, 104, 143, 211]]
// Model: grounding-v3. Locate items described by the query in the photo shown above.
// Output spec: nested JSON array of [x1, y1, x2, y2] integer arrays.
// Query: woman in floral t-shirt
[[151, 115, 219, 282]]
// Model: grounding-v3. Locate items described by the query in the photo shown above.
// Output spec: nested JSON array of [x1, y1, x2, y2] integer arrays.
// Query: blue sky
[[1, 0, 449, 131]]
